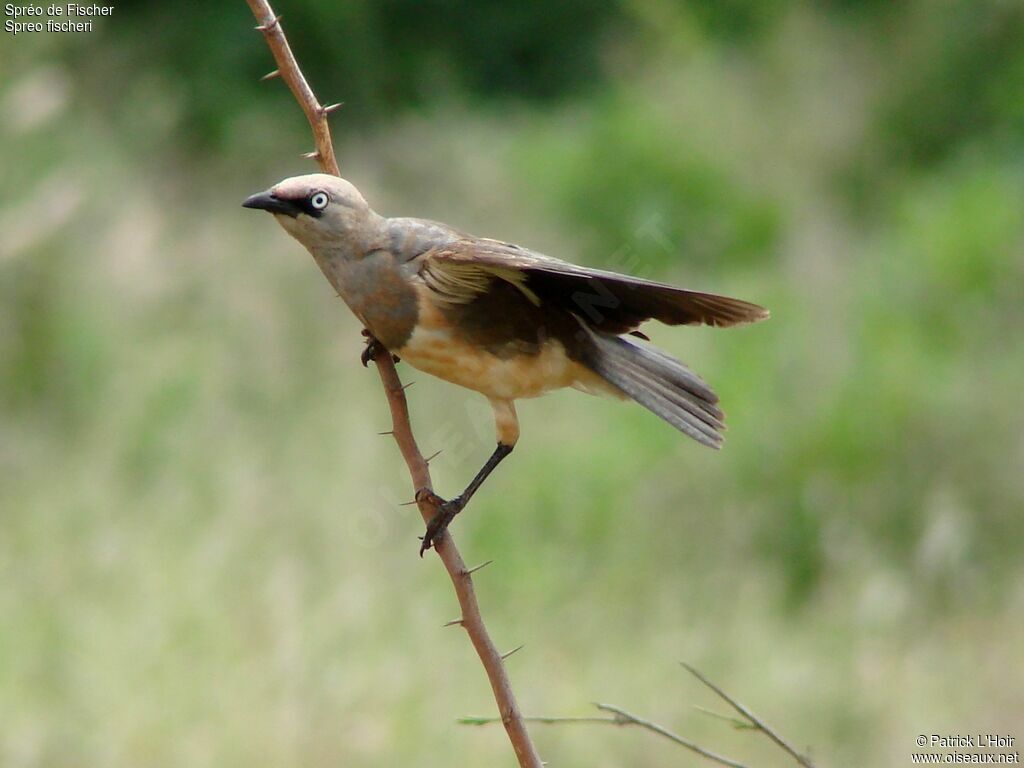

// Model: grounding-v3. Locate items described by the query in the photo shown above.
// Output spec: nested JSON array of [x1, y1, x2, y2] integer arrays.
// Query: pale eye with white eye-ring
[[310, 191, 329, 210]]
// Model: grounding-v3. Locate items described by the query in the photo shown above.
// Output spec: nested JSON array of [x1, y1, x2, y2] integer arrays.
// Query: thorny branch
[[463, 704, 749, 768], [243, 2, 542, 766], [462, 663, 818, 767]]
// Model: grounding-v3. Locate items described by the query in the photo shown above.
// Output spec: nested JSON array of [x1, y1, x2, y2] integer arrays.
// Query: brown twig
[[595, 703, 751, 768], [463, 664, 819, 768], [461, 714, 618, 726], [461, 703, 748, 768], [372, 345, 541, 768], [243, 3, 542, 766], [247, 4, 340, 175], [682, 662, 816, 768]]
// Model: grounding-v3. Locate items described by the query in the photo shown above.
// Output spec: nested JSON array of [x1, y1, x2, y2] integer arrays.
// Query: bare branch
[[243, 3, 542, 766], [246, 1, 339, 175], [682, 662, 816, 768], [594, 703, 751, 768], [463, 667, 820, 768], [370, 335, 542, 768], [461, 704, 749, 768], [461, 715, 619, 726]]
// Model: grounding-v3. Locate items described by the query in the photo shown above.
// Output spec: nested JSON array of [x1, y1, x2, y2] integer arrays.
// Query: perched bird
[[244, 174, 768, 553]]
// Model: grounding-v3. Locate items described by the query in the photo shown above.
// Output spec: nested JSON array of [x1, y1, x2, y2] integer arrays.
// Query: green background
[[2, 1, 1022, 765]]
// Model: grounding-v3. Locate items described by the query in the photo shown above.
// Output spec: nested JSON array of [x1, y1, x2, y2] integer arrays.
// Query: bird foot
[[360, 330, 400, 367], [415, 488, 464, 556]]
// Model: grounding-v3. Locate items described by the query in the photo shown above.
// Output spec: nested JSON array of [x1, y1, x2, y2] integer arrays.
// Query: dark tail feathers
[[581, 328, 725, 448]]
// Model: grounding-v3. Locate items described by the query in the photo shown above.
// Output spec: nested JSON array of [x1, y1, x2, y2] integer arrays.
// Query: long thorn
[[425, 449, 443, 464], [260, 69, 280, 81], [463, 559, 494, 577], [302, 150, 320, 159], [501, 644, 524, 661], [321, 102, 344, 115], [254, 14, 282, 31], [377, 430, 395, 436], [444, 618, 464, 628]]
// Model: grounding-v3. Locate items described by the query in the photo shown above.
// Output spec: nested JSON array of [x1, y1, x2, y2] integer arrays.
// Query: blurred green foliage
[[2, 0, 1023, 766], [517, 92, 782, 270], [98, 0, 622, 142]]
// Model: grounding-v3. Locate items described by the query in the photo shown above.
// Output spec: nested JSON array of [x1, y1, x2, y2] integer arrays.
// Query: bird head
[[242, 174, 377, 252]]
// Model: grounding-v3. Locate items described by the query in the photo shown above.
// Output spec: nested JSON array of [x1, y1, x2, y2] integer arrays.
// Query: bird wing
[[418, 245, 542, 308], [418, 237, 769, 334]]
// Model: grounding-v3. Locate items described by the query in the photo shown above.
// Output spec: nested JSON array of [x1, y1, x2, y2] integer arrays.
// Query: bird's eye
[[310, 191, 329, 210]]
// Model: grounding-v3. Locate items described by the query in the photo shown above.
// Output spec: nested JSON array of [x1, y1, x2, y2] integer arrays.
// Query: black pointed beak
[[242, 190, 301, 217]]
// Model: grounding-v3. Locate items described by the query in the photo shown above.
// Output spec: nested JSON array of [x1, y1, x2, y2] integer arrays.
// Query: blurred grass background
[[2, 1, 1023, 765]]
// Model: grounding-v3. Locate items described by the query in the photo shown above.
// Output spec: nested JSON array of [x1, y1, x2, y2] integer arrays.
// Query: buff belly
[[396, 326, 586, 400], [390, 283, 623, 403]]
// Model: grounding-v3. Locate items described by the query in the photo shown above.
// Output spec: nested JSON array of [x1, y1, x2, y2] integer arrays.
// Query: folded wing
[[418, 238, 769, 334]]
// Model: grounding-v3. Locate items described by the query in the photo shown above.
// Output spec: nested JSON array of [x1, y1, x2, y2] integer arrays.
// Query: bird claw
[[360, 334, 400, 367], [360, 338, 381, 367], [416, 488, 464, 556]]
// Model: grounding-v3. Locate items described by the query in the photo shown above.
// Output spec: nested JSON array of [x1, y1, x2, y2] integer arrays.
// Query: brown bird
[[243, 174, 769, 553]]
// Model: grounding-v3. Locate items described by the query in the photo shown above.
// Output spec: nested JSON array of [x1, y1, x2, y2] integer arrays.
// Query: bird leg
[[360, 329, 400, 367], [417, 443, 514, 556]]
